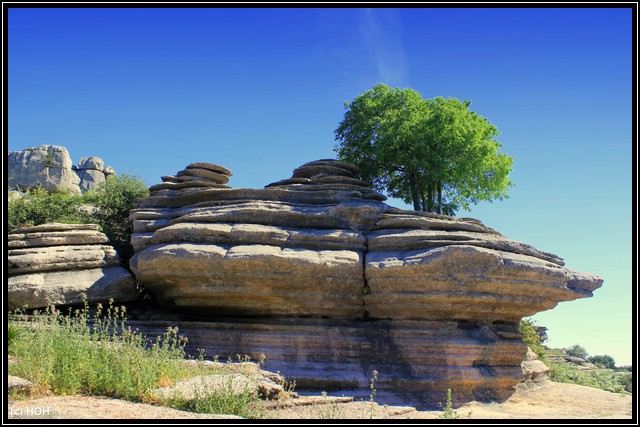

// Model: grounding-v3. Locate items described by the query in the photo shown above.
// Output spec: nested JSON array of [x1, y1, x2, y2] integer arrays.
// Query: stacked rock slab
[[129, 159, 603, 408], [8, 223, 140, 310]]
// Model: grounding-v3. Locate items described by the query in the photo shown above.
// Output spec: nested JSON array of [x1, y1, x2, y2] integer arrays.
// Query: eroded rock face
[[8, 145, 81, 194], [8, 146, 117, 194], [8, 223, 139, 310], [129, 159, 603, 407]]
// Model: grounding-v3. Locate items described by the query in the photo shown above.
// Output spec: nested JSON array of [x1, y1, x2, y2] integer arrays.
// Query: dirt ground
[[8, 378, 633, 420]]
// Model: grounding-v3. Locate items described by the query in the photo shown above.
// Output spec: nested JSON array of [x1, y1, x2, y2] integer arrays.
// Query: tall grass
[[8, 300, 190, 401]]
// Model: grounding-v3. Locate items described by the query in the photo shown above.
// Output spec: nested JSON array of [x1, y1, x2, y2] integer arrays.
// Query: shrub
[[91, 174, 149, 265], [519, 318, 546, 359], [548, 360, 631, 394], [7, 187, 93, 232], [589, 355, 616, 369]]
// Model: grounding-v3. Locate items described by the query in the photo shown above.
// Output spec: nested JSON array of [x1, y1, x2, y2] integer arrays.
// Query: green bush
[[548, 360, 631, 394], [7, 174, 149, 267], [91, 174, 149, 265], [7, 187, 93, 232], [589, 355, 616, 369], [519, 318, 546, 359]]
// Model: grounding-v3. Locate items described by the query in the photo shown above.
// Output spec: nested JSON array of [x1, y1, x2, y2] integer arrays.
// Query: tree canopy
[[334, 83, 514, 215]]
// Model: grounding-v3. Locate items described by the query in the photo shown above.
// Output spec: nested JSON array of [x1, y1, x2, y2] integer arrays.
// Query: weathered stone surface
[[129, 158, 603, 407], [8, 376, 33, 393], [132, 243, 363, 318], [8, 229, 109, 249], [186, 162, 232, 176], [8, 145, 81, 194], [177, 167, 230, 184], [8, 267, 139, 310], [128, 317, 527, 409], [7, 223, 139, 309], [8, 146, 118, 194], [77, 156, 105, 171], [521, 347, 550, 382], [76, 168, 106, 193], [8, 245, 120, 275]]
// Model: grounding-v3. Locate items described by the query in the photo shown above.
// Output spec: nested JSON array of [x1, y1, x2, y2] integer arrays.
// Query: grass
[[7, 300, 263, 418]]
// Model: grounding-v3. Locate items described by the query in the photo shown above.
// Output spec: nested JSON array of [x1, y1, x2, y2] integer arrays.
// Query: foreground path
[[8, 380, 633, 420]]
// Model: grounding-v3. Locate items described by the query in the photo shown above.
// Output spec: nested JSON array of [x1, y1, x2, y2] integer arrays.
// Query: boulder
[[8, 146, 118, 194], [128, 158, 603, 408], [8, 223, 139, 310], [8, 145, 81, 194], [77, 156, 105, 171], [76, 156, 107, 192], [77, 168, 106, 193]]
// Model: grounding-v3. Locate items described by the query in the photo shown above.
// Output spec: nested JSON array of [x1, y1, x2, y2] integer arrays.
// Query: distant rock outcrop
[[128, 158, 603, 408], [8, 145, 82, 194], [8, 223, 139, 310], [8, 145, 116, 194]]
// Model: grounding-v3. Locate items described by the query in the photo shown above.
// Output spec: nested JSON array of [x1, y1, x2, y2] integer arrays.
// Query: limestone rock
[[521, 347, 550, 382], [8, 376, 32, 393], [7, 223, 139, 310], [8, 267, 139, 309], [77, 168, 106, 193], [8, 145, 81, 194], [77, 156, 105, 171], [76, 156, 107, 192], [128, 158, 603, 407]]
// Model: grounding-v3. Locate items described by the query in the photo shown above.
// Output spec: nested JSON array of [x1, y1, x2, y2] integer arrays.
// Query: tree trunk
[[410, 173, 421, 211], [437, 180, 443, 214], [426, 183, 433, 212]]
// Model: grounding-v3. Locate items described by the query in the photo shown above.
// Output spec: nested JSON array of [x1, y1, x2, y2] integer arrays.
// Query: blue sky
[[7, 7, 633, 365]]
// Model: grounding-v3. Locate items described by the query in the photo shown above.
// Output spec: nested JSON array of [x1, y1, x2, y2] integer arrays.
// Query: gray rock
[[8, 245, 121, 276], [103, 165, 116, 176], [8, 266, 139, 310], [7, 223, 139, 309], [8, 229, 109, 249], [177, 167, 230, 184], [77, 156, 105, 171], [8, 376, 32, 393], [185, 162, 232, 176], [8, 145, 81, 194], [77, 168, 106, 192]]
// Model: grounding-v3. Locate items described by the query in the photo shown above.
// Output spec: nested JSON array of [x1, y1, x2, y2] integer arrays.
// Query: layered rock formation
[[8, 223, 139, 310], [129, 159, 603, 408], [8, 145, 116, 194]]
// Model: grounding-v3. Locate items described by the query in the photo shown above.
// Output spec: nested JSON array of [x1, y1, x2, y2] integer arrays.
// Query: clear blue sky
[[7, 7, 633, 365]]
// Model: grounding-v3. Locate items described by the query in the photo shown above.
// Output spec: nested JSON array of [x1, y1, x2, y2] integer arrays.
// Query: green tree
[[589, 355, 616, 369], [565, 344, 589, 359], [334, 83, 514, 215]]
